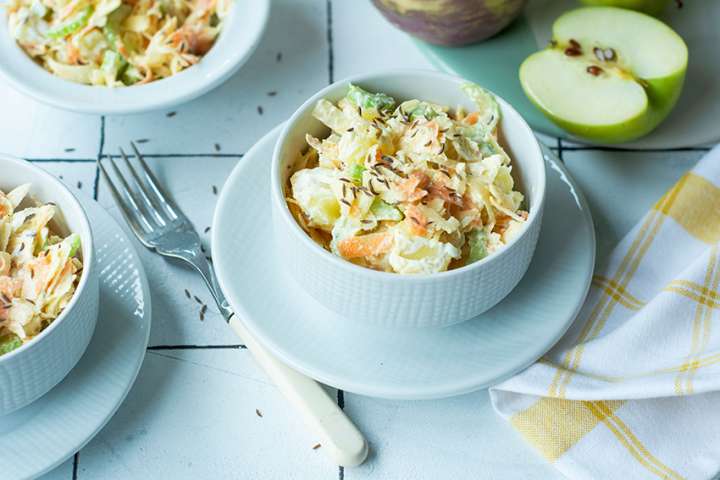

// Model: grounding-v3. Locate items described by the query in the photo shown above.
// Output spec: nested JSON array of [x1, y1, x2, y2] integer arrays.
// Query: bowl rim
[[0, 0, 270, 114], [271, 68, 546, 283], [0, 154, 95, 363]]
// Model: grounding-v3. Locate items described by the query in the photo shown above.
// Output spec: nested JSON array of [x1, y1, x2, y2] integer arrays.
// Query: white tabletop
[[1, 1, 710, 479]]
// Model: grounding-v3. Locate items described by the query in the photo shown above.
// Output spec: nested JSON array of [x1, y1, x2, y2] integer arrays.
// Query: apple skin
[[371, 0, 526, 46], [520, 60, 687, 143], [579, 0, 673, 16]]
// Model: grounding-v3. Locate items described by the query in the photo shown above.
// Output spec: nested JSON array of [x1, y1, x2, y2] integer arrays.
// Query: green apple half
[[579, 0, 673, 17], [519, 7, 688, 143]]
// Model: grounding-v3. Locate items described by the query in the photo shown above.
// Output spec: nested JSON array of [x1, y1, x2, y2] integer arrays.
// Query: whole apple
[[371, 0, 527, 46]]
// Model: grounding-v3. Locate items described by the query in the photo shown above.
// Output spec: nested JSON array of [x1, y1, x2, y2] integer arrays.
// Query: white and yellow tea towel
[[491, 146, 720, 480]]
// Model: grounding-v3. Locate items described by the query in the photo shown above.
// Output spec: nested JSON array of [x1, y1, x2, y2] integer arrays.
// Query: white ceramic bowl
[[0, 155, 99, 416], [0, 0, 269, 114], [271, 70, 546, 328]]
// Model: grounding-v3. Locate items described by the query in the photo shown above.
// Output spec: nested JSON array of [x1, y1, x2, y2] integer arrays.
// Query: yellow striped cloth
[[490, 148, 720, 480]]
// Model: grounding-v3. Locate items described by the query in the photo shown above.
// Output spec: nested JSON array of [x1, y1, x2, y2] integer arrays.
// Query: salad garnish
[[286, 83, 529, 274]]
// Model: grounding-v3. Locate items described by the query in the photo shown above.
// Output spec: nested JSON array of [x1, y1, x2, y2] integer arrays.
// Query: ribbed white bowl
[[271, 70, 545, 328], [0, 155, 99, 416]]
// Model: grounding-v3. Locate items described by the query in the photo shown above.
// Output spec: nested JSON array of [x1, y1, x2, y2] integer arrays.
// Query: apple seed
[[565, 47, 582, 57], [569, 38, 581, 49], [593, 47, 617, 62], [586, 65, 603, 76]]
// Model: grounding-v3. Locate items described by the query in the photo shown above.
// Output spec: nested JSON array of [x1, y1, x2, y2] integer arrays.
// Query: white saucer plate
[[0, 197, 151, 479], [213, 126, 595, 400]]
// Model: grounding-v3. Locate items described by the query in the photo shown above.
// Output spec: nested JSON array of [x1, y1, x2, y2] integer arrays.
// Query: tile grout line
[[326, 2, 344, 479], [557, 137, 564, 163], [25, 153, 245, 163], [326, 0, 334, 85], [560, 145, 711, 153], [25, 153, 247, 163], [72, 452, 79, 480], [104, 153, 246, 158], [28, 158, 96, 163], [147, 344, 247, 350], [93, 116, 105, 201], [336, 388, 345, 409], [337, 389, 345, 480], [71, 114, 105, 479], [22, 145, 710, 161]]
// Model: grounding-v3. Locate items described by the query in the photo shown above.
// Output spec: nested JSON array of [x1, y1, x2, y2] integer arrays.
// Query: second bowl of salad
[[0, 155, 98, 415], [0, 0, 269, 114], [271, 70, 546, 328]]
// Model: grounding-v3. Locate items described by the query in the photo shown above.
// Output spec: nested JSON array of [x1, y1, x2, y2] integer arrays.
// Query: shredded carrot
[[137, 67, 154, 84], [66, 42, 80, 65], [494, 214, 512, 235], [405, 205, 428, 236], [464, 112, 479, 125], [337, 232, 393, 259], [428, 183, 463, 207], [398, 171, 429, 203], [196, 0, 216, 15], [171, 30, 184, 48]]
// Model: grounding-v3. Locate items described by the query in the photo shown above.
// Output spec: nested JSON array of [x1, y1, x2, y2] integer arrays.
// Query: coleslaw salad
[[6, 0, 232, 86], [286, 83, 529, 275], [0, 184, 82, 355]]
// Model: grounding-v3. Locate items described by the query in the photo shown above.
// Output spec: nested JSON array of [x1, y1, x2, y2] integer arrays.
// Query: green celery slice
[[103, 4, 132, 51], [370, 198, 403, 221], [467, 229, 488, 264], [0, 333, 22, 355], [346, 84, 395, 112], [46, 5, 93, 39]]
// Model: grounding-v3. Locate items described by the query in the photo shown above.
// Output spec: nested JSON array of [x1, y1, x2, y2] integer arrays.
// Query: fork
[[98, 143, 368, 467]]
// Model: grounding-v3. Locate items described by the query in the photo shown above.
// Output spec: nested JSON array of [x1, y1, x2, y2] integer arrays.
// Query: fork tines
[[97, 142, 186, 239]]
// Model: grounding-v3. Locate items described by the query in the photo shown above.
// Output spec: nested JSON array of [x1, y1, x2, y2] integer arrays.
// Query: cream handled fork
[[98, 143, 368, 467]]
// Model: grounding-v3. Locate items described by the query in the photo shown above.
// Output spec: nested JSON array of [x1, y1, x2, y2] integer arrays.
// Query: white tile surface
[[28, 160, 99, 198], [342, 391, 561, 480], [0, 0, 712, 479], [0, 89, 100, 160], [331, 0, 432, 80], [78, 349, 338, 479]]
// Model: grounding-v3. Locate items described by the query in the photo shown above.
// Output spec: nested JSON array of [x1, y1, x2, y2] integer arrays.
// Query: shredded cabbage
[[287, 83, 529, 274], [7, 0, 232, 86], [0, 185, 82, 356]]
